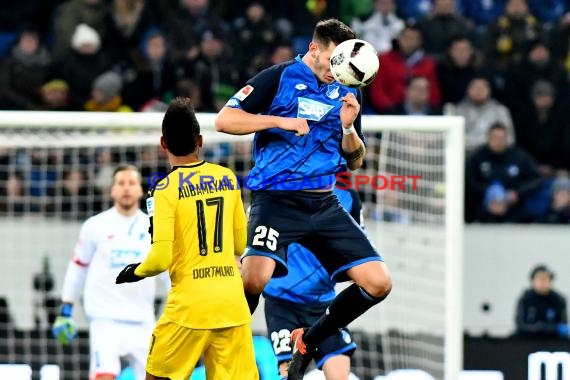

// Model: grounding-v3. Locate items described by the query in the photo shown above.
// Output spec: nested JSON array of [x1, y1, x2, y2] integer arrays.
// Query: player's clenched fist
[[51, 303, 77, 345], [278, 117, 310, 136], [340, 93, 360, 128], [116, 263, 144, 284]]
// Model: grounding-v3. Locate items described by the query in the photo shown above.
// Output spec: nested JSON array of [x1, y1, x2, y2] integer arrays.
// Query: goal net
[[0, 111, 464, 380]]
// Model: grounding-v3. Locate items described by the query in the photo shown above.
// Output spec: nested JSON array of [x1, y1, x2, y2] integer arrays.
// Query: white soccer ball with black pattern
[[330, 39, 379, 88]]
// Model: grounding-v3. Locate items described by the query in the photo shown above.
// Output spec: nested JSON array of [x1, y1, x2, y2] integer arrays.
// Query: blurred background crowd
[[2, 0, 570, 224]]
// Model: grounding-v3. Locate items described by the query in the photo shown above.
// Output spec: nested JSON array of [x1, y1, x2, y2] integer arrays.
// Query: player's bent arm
[[215, 107, 288, 135], [134, 240, 173, 277]]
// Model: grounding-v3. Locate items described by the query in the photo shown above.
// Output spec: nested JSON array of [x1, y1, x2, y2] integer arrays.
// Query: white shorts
[[89, 319, 154, 380]]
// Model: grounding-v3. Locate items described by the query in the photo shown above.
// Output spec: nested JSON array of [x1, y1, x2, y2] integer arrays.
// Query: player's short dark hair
[[313, 18, 356, 47], [162, 97, 200, 156], [112, 164, 140, 183]]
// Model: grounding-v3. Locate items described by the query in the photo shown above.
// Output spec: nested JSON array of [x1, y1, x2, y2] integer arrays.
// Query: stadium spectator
[[386, 76, 441, 115], [287, 0, 341, 54], [485, 0, 543, 72], [466, 122, 541, 223], [28, 151, 59, 213], [368, 23, 441, 113], [526, 0, 566, 25], [84, 71, 132, 112], [0, 28, 51, 110], [0, 171, 26, 215], [340, 0, 373, 25], [51, 0, 108, 62], [122, 29, 176, 111], [504, 39, 567, 113], [38, 79, 71, 111], [103, 0, 157, 66], [231, 1, 281, 82], [417, 0, 473, 58], [511, 80, 567, 176], [396, 0, 434, 22], [455, 76, 514, 155], [167, 0, 227, 65], [185, 28, 240, 112], [0, 0, 53, 57], [549, 12, 570, 73], [514, 264, 569, 339], [51, 24, 110, 110], [47, 168, 102, 220], [350, 0, 405, 54], [460, 0, 506, 30], [437, 36, 480, 104], [538, 175, 570, 223]]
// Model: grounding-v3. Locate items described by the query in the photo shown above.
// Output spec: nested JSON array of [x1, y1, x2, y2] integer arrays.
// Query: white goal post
[[0, 111, 464, 380]]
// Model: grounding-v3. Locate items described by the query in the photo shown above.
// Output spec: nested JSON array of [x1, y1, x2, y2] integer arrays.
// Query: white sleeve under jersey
[[60, 207, 156, 323]]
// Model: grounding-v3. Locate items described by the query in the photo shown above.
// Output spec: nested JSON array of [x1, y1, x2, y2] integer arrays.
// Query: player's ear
[[196, 135, 203, 148], [160, 136, 168, 151], [308, 41, 318, 57]]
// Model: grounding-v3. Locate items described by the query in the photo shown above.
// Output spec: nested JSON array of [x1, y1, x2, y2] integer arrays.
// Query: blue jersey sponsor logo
[[297, 97, 334, 121]]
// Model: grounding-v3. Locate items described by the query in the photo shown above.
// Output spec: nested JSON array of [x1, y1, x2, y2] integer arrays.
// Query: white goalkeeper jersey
[[62, 207, 155, 322]]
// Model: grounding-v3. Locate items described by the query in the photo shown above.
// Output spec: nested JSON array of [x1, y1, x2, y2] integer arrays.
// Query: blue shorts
[[245, 190, 382, 281], [264, 295, 357, 369]]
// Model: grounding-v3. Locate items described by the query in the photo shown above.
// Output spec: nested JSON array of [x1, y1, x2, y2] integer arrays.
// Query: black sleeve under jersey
[[238, 61, 294, 115]]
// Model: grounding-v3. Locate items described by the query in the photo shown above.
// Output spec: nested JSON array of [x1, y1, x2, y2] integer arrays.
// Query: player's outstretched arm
[[215, 107, 309, 136]]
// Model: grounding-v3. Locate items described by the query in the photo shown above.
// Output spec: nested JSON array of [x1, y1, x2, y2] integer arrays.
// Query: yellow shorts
[[146, 321, 259, 380]]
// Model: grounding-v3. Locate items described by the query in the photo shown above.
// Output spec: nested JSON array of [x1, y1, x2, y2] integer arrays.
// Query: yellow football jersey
[[148, 161, 250, 329]]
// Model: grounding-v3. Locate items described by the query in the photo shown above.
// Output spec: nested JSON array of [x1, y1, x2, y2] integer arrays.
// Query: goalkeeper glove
[[51, 303, 77, 345], [116, 263, 144, 284]]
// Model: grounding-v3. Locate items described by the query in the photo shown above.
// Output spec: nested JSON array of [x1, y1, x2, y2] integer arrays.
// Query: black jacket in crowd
[[515, 288, 567, 339]]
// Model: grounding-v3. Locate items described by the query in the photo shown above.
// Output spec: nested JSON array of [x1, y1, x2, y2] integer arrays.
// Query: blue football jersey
[[263, 187, 363, 304], [225, 55, 365, 191]]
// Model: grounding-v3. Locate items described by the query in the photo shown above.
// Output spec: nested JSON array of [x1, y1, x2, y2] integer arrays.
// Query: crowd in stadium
[[2, 0, 570, 224]]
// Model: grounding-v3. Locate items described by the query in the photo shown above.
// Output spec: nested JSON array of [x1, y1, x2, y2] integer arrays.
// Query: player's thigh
[[241, 255, 277, 292], [246, 191, 312, 277], [203, 324, 259, 380], [146, 321, 209, 380], [120, 322, 154, 380], [89, 319, 121, 379], [322, 354, 351, 380], [346, 260, 392, 298], [309, 199, 382, 282], [314, 328, 356, 372]]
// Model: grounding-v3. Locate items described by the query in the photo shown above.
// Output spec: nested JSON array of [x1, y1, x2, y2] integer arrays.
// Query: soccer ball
[[330, 39, 379, 88]]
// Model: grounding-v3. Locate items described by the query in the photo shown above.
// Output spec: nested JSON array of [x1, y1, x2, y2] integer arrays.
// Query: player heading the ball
[[215, 18, 391, 380]]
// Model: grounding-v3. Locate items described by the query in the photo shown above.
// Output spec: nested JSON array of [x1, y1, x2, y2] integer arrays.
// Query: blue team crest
[[326, 85, 340, 100], [297, 97, 334, 121]]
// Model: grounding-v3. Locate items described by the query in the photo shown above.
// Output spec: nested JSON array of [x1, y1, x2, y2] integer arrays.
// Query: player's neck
[[168, 153, 201, 167], [114, 205, 138, 217]]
